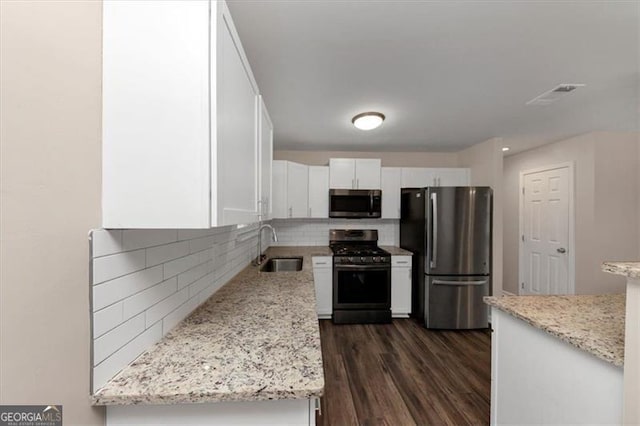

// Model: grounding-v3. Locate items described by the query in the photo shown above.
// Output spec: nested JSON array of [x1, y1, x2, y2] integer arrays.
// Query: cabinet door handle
[[352, 178, 355, 189], [314, 262, 328, 265], [356, 178, 359, 189], [289, 207, 292, 218], [308, 207, 312, 217], [395, 261, 409, 264]]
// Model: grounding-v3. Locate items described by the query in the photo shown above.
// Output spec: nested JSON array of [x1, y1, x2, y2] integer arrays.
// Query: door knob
[[557, 247, 566, 254]]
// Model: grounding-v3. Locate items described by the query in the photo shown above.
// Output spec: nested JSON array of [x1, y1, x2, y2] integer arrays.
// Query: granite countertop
[[485, 294, 625, 367], [602, 261, 640, 279], [92, 246, 331, 406], [381, 246, 413, 256]]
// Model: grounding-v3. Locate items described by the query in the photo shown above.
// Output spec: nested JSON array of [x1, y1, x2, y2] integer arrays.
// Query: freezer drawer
[[425, 275, 490, 329]]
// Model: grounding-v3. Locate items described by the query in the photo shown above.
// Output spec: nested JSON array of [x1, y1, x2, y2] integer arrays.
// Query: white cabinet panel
[[312, 257, 332, 318], [401, 168, 436, 188], [329, 158, 356, 189], [392, 256, 412, 318], [216, 11, 259, 226], [381, 167, 402, 219], [287, 162, 309, 218], [102, 0, 267, 229], [103, 1, 211, 228], [271, 161, 287, 219], [308, 166, 329, 218], [355, 159, 381, 189], [401, 167, 470, 188], [433, 168, 470, 186], [258, 96, 273, 219], [272, 161, 309, 219]]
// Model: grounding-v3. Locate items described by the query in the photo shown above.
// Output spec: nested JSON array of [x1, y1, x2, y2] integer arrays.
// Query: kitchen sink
[[260, 257, 303, 272]]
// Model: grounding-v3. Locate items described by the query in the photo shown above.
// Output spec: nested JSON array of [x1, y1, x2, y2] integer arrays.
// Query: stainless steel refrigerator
[[400, 187, 492, 329]]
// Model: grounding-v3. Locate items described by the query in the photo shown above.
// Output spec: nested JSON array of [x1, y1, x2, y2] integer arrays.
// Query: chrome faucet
[[255, 223, 277, 266]]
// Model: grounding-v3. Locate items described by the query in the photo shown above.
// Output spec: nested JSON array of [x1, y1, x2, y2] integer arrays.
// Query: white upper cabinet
[[102, 0, 266, 228], [329, 158, 381, 189], [435, 168, 470, 186], [401, 168, 436, 188], [401, 167, 470, 188], [308, 166, 329, 218], [272, 160, 309, 219], [258, 96, 273, 219], [355, 159, 382, 189], [287, 162, 309, 218], [381, 167, 402, 219]]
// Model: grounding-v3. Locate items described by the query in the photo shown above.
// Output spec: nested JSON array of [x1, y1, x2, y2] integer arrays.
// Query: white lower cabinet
[[106, 398, 318, 425], [312, 257, 332, 319], [391, 256, 412, 318]]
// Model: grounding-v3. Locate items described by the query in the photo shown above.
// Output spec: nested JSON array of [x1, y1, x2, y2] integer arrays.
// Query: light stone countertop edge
[[602, 261, 640, 279], [484, 294, 625, 367]]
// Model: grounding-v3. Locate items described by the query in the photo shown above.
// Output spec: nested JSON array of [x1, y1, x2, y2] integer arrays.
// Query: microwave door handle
[[370, 192, 374, 213], [430, 192, 438, 269]]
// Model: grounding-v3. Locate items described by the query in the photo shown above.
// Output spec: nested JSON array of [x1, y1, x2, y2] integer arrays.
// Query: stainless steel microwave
[[329, 189, 382, 219]]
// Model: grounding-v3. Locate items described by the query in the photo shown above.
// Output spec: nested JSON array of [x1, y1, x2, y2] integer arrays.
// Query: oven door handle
[[334, 263, 390, 270]]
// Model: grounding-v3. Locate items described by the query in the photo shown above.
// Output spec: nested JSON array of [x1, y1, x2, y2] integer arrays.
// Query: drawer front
[[392, 256, 412, 267], [312, 256, 332, 268]]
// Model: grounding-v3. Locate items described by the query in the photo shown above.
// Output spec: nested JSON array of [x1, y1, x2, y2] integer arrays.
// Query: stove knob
[[360, 256, 366, 262], [374, 256, 380, 263]]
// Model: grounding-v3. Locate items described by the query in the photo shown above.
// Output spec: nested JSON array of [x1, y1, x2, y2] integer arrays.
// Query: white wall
[[271, 219, 399, 247], [502, 132, 639, 295], [0, 1, 104, 423], [458, 138, 505, 297]]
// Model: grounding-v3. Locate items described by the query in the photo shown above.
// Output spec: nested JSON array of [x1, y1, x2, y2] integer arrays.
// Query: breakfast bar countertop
[[91, 246, 331, 406], [602, 261, 640, 279], [484, 294, 626, 367]]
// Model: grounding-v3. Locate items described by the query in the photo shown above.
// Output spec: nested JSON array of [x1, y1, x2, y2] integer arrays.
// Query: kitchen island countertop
[[484, 294, 625, 367], [91, 246, 331, 406]]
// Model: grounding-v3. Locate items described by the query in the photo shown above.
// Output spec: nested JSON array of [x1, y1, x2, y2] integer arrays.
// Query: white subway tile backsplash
[[146, 241, 190, 267], [93, 313, 146, 365], [163, 253, 200, 279], [91, 229, 123, 257], [93, 266, 164, 311], [162, 296, 201, 335], [93, 302, 124, 338], [123, 277, 178, 320], [177, 229, 216, 241], [122, 229, 178, 251], [93, 322, 162, 393], [188, 272, 214, 298], [92, 249, 146, 285], [145, 288, 189, 328], [188, 235, 217, 254], [90, 224, 268, 391], [177, 261, 212, 289]]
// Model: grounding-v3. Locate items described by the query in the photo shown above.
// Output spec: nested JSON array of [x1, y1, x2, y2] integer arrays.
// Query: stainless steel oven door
[[333, 263, 391, 310]]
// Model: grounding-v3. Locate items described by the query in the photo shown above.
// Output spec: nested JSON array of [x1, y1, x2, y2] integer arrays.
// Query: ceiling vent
[[526, 83, 586, 106]]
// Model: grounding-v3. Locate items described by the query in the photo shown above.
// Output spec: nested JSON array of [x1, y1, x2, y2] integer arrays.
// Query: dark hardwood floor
[[316, 319, 491, 426]]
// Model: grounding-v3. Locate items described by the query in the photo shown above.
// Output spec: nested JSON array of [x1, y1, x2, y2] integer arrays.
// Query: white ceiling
[[227, 1, 639, 153]]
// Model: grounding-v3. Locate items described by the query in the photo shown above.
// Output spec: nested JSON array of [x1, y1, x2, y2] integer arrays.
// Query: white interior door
[[520, 164, 573, 295]]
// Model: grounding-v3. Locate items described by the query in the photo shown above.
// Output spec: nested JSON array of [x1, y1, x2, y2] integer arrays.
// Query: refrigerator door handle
[[432, 279, 488, 286], [430, 192, 438, 269]]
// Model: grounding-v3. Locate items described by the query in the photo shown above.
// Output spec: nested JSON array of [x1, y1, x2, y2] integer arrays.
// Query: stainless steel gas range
[[329, 229, 392, 324]]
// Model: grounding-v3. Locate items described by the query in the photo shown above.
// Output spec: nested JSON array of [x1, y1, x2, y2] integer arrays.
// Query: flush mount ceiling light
[[352, 112, 385, 131], [502, 147, 510, 152]]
